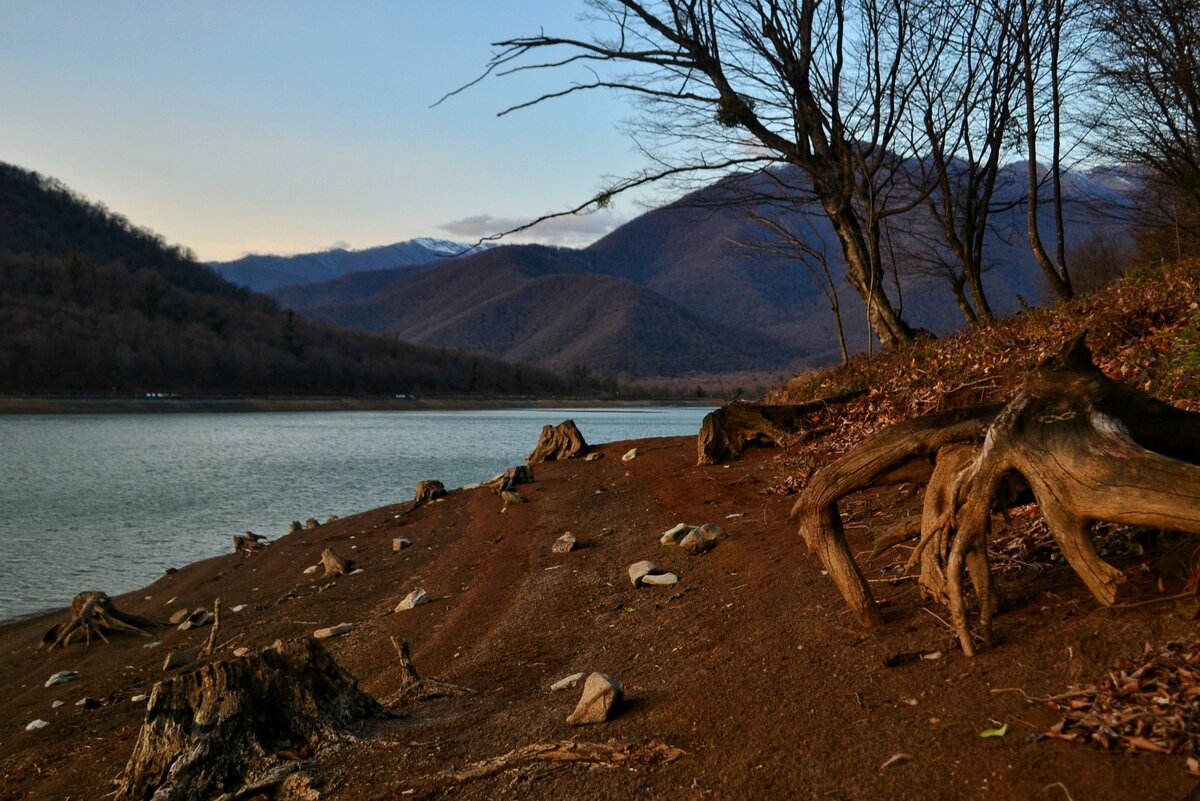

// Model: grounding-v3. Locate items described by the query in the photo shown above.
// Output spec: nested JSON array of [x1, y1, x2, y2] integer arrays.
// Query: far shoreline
[[0, 395, 722, 415]]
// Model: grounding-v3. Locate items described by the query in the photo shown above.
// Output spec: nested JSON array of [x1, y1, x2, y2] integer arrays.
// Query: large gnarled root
[[793, 332, 1200, 656]]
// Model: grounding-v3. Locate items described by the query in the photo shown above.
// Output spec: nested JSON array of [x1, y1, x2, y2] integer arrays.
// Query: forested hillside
[[0, 163, 573, 396]]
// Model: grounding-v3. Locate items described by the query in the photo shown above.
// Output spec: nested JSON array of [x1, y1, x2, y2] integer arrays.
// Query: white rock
[[395, 589, 430, 612], [566, 673, 624, 725], [142, 641, 162, 649], [313, 623, 354, 640], [628, 560, 658, 586], [25, 719, 50, 732], [349, 568, 364, 575], [660, 523, 695, 545], [50, 700, 64, 709], [621, 448, 638, 462], [641, 572, 679, 586], [550, 672, 589, 692], [233, 647, 251, 657], [584, 452, 602, 462], [303, 564, 319, 575], [45, 670, 80, 688], [130, 694, 149, 703], [231, 604, 247, 613]]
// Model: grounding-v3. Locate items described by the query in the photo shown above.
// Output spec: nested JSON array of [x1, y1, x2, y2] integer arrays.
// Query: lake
[[0, 407, 709, 621]]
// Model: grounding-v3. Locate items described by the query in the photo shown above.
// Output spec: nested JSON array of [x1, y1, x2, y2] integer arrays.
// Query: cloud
[[439, 210, 625, 247]]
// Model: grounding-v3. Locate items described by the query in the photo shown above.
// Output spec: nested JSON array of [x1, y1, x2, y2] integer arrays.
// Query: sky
[[0, 2, 647, 261]]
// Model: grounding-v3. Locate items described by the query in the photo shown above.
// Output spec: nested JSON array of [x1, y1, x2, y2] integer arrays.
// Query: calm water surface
[[0, 407, 707, 620]]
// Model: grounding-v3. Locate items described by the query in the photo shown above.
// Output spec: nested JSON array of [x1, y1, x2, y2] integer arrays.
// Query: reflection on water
[[0, 407, 707, 620]]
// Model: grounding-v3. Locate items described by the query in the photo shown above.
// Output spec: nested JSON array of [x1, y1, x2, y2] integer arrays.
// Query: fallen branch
[[386, 637, 475, 705]]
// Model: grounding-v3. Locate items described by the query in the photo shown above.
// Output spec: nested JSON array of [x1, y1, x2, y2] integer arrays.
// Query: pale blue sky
[[0, 2, 642, 260]]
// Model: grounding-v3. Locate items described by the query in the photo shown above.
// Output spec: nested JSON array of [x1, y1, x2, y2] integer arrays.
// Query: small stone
[[162, 649, 196, 671], [45, 671, 80, 688], [550, 672, 588, 692], [566, 672, 624, 725], [313, 623, 354, 640], [142, 641, 162, 649], [233, 647, 251, 657], [641, 572, 679, 586], [552, 532, 577, 553], [660, 523, 695, 545], [922, 651, 944, 661], [25, 719, 49, 732], [628, 561, 658, 586], [349, 568, 364, 575], [621, 448, 638, 462], [392, 537, 412, 552], [75, 697, 101, 709], [163, 596, 176, 606], [230, 604, 247, 613], [130, 694, 149, 703], [51, 700, 64, 709], [168, 608, 189, 625], [302, 564, 319, 575], [679, 523, 725, 555], [585, 452, 602, 461], [395, 589, 430, 612]]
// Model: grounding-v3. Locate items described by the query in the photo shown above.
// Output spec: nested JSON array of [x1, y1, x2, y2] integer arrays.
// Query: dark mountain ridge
[[0, 163, 574, 397]]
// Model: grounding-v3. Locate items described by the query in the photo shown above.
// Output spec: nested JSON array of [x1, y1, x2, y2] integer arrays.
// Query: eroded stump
[[115, 636, 389, 801], [697, 394, 859, 465], [527, 420, 588, 464], [41, 592, 157, 651]]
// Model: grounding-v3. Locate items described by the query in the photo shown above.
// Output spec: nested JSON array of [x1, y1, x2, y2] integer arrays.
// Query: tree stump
[[404, 479, 446, 513], [320, 548, 352, 577], [40, 591, 157, 651], [115, 636, 389, 801], [792, 332, 1200, 655], [233, 531, 267, 555], [526, 420, 588, 464], [696, 393, 860, 465]]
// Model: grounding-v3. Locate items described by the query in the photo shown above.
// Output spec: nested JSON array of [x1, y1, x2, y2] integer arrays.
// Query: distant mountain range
[[259, 164, 1135, 379], [209, 239, 496, 293]]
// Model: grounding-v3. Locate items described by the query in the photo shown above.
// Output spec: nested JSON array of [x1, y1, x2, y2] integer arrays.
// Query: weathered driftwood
[[792, 333, 1200, 655], [115, 636, 389, 801], [41, 591, 157, 651], [697, 396, 855, 465], [321, 547, 352, 577], [527, 420, 588, 464]]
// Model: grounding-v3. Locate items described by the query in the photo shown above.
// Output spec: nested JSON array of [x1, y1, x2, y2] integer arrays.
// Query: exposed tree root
[[385, 637, 475, 706], [420, 739, 685, 788], [40, 591, 157, 651], [696, 393, 859, 465], [792, 332, 1200, 655]]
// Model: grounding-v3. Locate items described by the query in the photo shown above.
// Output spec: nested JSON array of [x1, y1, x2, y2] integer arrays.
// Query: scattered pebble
[[349, 568, 364, 575], [567, 673, 624, 725], [230, 604, 247, 613], [25, 719, 49, 732], [680, 523, 726, 555], [552, 532, 577, 553], [313, 623, 354, 640], [550, 672, 588, 692], [396, 589, 430, 612], [75, 697, 101, 709], [143, 641, 162, 649], [233, 647, 251, 657], [585, 452, 602, 461], [168, 608, 190, 625], [641, 572, 679, 586], [130, 694, 149, 704], [163, 596, 177, 606], [660, 523, 695, 546], [44, 671, 80, 688], [50, 700, 64, 709], [922, 651, 944, 660], [880, 753, 912, 770], [303, 565, 319, 575], [628, 561, 659, 587], [621, 448, 638, 462], [178, 609, 213, 631], [393, 537, 412, 552]]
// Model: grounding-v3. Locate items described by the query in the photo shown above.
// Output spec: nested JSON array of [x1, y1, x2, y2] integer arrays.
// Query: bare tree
[[1091, 0, 1200, 214], [458, 0, 955, 347]]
